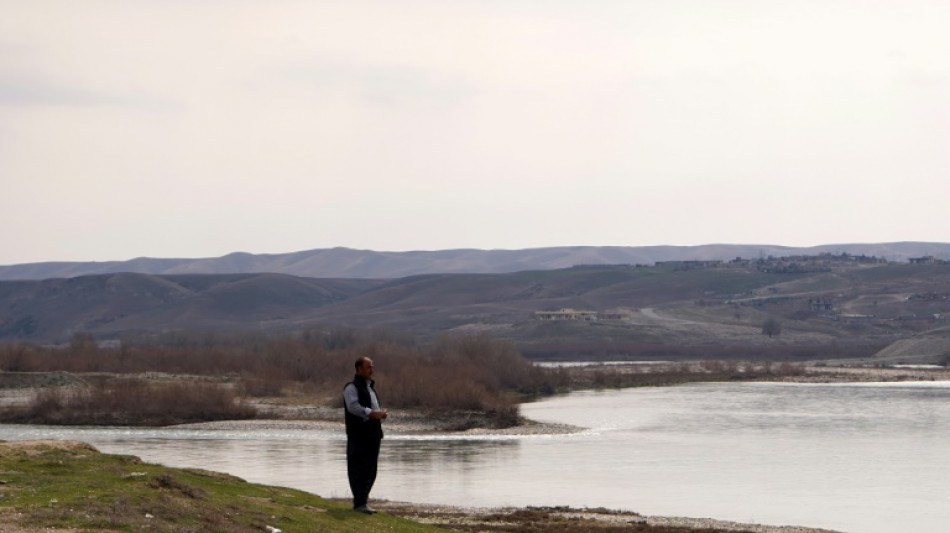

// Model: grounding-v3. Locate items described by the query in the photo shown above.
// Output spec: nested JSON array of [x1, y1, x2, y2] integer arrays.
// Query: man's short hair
[[355, 357, 367, 370]]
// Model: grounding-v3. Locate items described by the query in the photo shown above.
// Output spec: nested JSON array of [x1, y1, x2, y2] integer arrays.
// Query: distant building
[[571, 264, 632, 269], [909, 256, 941, 264], [534, 309, 625, 321], [535, 309, 598, 321], [839, 313, 875, 324], [654, 260, 723, 270]]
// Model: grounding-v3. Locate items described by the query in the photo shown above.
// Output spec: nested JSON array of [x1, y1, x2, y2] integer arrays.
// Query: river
[[2, 381, 948, 533]]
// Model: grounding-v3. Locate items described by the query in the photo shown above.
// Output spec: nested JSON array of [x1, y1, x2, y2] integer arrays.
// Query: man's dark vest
[[343, 376, 383, 440]]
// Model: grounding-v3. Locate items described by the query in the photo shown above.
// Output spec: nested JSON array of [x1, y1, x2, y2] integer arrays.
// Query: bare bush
[[575, 360, 808, 390], [0, 379, 256, 426], [238, 374, 286, 397], [520, 340, 888, 361], [0, 342, 40, 372], [0, 331, 560, 429], [761, 317, 783, 338], [378, 334, 567, 417]]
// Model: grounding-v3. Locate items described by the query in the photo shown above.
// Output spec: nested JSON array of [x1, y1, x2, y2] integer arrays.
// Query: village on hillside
[[534, 253, 950, 330]]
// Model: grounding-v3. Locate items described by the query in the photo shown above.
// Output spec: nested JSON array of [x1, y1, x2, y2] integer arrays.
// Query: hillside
[[3, 259, 950, 363], [0, 274, 383, 341], [2, 242, 950, 280]]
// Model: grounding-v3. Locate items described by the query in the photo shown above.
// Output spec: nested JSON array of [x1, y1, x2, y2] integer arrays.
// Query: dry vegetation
[[566, 360, 808, 389], [0, 378, 256, 425], [1, 327, 919, 429], [0, 330, 568, 428], [519, 338, 889, 361]]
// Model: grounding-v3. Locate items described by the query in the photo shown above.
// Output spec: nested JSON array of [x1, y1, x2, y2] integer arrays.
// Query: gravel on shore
[[372, 501, 844, 533], [172, 413, 582, 435]]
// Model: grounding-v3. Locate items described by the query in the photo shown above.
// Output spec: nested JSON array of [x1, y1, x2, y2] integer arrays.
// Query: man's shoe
[[354, 505, 377, 514]]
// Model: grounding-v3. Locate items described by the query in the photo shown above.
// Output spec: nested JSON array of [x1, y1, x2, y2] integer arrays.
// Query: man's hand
[[369, 409, 388, 420]]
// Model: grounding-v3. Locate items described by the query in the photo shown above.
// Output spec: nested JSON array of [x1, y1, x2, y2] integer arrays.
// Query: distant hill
[[4, 260, 950, 364], [0, 273, 382, 341], [2, 242, 949, 280]]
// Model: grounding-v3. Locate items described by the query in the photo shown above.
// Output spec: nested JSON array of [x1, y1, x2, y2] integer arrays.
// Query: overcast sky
[[3, 1, 949, 265]]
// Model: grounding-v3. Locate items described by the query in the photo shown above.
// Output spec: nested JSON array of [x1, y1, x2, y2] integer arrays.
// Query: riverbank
[[785, 363, 950, 382], [173, 406, 584, 435], [559, 360, 950, 388], [159, 364, 946, 533], [372, 501, 843, 533], [3, 362, 947, 435], [0, 440, 435, 533], [11, 365, 940, 532], [0, 440, 842, 533], [173, 362, 950, 435]]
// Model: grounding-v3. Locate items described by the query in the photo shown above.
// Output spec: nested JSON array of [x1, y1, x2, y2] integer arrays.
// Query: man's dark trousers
[[347, 436, 381, 508]]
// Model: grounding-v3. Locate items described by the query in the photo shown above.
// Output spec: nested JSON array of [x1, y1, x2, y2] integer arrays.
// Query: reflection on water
[[386, 438, 516, 466], [382, 439, 519, 504], [2, 381, 949, 533]]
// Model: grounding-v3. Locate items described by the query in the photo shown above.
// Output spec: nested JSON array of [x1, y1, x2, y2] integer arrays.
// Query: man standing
[[343, 356, 387, 514]]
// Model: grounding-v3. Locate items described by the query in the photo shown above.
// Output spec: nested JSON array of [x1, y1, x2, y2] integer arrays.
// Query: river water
[[2, 381, 948, 533]]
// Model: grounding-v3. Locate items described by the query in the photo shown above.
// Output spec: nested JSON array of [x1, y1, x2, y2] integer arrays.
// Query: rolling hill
[[4, 258, 950, 363], [3, 242, 950, 280], [0, 273, 382, 341]]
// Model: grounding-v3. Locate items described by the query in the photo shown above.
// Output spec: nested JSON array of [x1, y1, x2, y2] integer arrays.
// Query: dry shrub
[[428, 334, 568, 396], [0, 330, 562, 428], [579, 360, 808, 389], [521, 340, 889, 361], [238, 374, 286, 397], [0, 342, 40, 372], [29, 387, 67, 419], [1, 379, 255, 426], [379, 334, 564, 427]]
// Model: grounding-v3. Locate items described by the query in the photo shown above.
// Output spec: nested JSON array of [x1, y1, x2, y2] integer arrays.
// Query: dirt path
[[639, 307, 700, 325]]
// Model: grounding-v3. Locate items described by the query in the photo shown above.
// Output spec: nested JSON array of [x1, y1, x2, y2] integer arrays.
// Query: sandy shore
[[173, 410, 583, 435], [371, 501, 843, 533]]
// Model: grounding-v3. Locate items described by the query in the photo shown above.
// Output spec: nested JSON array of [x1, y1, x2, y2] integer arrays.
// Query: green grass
[[0, 441, 446, 532]]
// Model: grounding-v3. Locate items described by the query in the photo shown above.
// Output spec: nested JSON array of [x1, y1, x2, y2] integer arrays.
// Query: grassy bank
[[0, 440, 445, 533]]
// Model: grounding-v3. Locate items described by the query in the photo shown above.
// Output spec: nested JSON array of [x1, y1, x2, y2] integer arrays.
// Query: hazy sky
[[3, 1, 949, 265]]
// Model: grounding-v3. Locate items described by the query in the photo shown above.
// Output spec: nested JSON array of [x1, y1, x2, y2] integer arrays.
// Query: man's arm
[[343, 383, 371, 420]]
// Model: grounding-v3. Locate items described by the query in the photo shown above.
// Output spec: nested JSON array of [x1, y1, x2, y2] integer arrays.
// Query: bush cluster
[[578, 360, 807, 389], [2, 378, 255, 426], [520, 340, 888, 361], [0, 330, 566, 427], [380, 335, 568, 427]]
